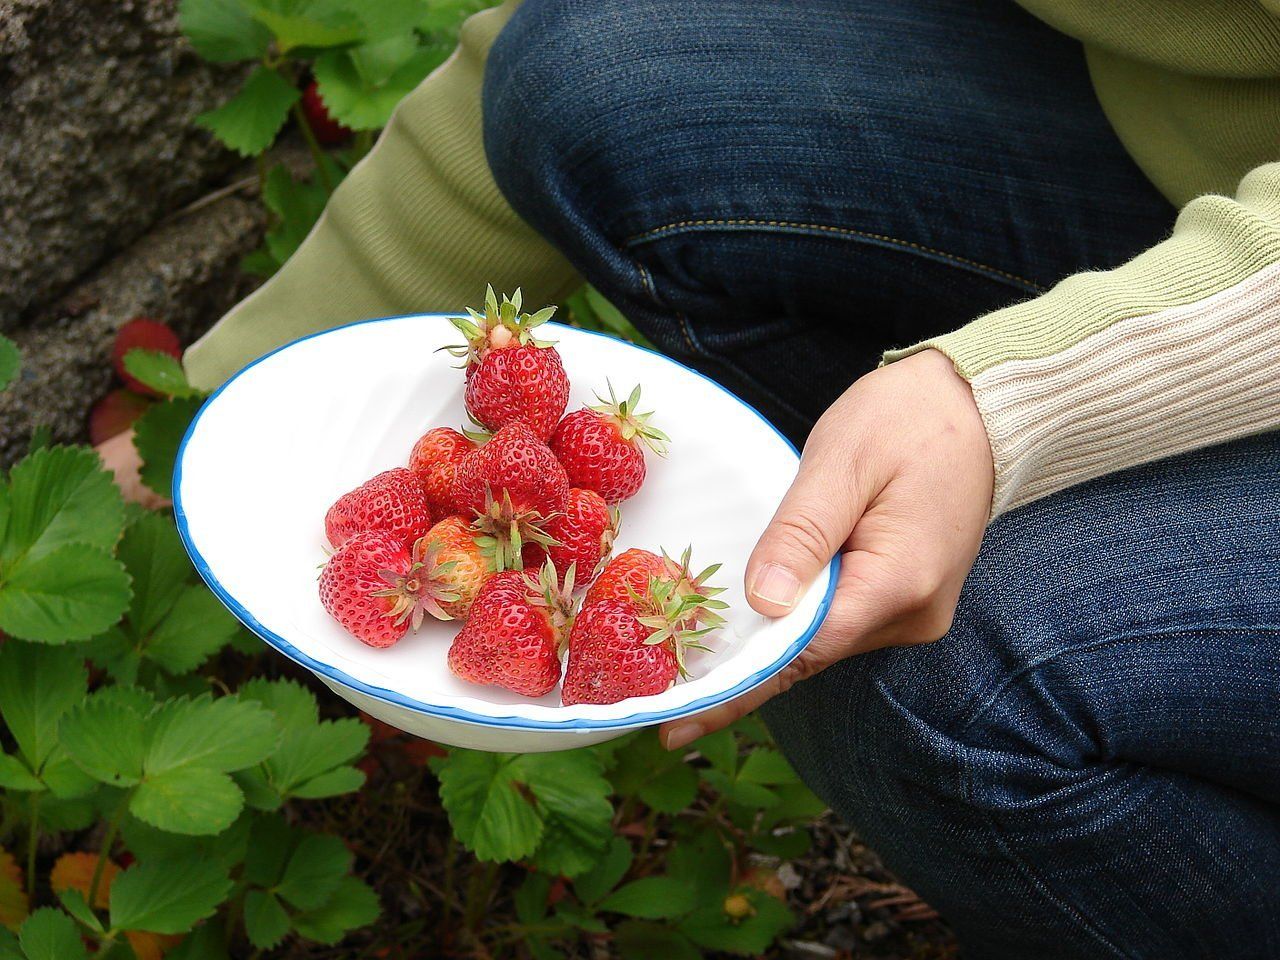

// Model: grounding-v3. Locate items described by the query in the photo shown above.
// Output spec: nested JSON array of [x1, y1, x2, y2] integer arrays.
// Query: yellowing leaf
[[0, 849, 29, 931], [49, 851, 117, 908]]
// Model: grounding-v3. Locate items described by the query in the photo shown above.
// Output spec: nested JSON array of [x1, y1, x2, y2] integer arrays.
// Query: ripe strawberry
[[88, 389, 150, 444], [417, 515, 494, 619], [325, 468, 432, 550], [447, 562, 574, 697], [408, 427, 476, 521], [319, 531, 459, 647], [551, 383, 668, 503], [545, 488, 619, 585], [451, 422, 569, 570], [111, 318, 181, 397], [444, 286, 569, 440], [562, 569, 724, 705], [300, 80, 352, 146], [584, 546, 727, 627]]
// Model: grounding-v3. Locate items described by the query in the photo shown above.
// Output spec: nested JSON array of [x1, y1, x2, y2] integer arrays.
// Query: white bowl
[[174, 315, 836, 752]]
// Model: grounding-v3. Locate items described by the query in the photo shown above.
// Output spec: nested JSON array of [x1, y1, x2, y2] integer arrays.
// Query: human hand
[[661, 349, 994, 750], [95, 428, 171, 511]]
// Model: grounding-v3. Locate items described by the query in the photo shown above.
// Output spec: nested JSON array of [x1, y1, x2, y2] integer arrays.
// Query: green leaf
[[132, 397, 204, 499], [352, 0, 432, 41], [758, 782, 827, 831], [58, 690, 149, 786], [120, 812, 251, 870], [313, 43, 443, 130], [179, 0, 272, 62], [242, 814, 294, 887], [277, 834, 351, 911], [258, 165, 329, 266], [196, 66, 299, 157], [737, 748, 800, 786], [600, 877, 697, 920], [690, 729, 736, 774], [678, 890, 794, 956], [749, 828, 810, 859], [615, 921, 702, 960], [513, 873, 550, 924], [115, 512, 190, 639], [289, 765, 364, 798], [638, 761, 698, 814], [519, 751, 613, 877], [0, 755, 42, 792], [668, 833, 731, 906], [121, 351, 200, 400], [573, 836, 632, 905], [0, 546, 130, 643], [55, 889, 102, 934], [166, 920, 230, 960], [0, 929, 18, 960], [131, 767, 243, 836], [0, 335, 18, 393], [109, 860, 231, 934], [1, 446, 124, 564], [701, 769, 779, 810], [242, 0, 363, 53], [436, 751, 544, 863], [145, 587, 242, 675], [17, 909, 86, 960], [243, 890, 289, 949], [0, 642, 86, 771], [290, 876, 378, 945], [146, 695, 280, 775]]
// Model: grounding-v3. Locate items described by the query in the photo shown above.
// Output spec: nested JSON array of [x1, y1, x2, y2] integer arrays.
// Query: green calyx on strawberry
[[592, 381, 670, 457], [470, 486, 561, 572], [630, 561, 728, 677], [525, 556, 578, 640], [370, 538, 463, 627], [444, 284, 557, 368]]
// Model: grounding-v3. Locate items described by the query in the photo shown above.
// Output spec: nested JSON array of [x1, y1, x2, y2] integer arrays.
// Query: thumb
[[746, 442, 868, 617]]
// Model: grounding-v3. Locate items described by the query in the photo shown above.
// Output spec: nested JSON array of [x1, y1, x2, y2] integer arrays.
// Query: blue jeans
[[483, 1, 1280, 957]]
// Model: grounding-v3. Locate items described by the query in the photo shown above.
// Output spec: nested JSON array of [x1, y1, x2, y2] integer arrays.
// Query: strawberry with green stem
[[325, 467, 433, 550], [550, 382, 669, 503], [409, 426, 477, 521], [416, 515, 496, 619], [584, 546, 724, 627], [545, 488, 619, 586], [444, 285, 569, 440]]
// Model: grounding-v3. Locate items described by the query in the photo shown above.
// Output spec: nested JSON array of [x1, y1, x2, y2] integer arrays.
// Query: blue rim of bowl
[[173, 314, 839, 732]]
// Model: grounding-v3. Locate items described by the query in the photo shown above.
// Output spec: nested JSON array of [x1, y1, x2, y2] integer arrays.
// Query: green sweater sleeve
[[183, 0, 578, 391], [886, 163, 1280, 515]]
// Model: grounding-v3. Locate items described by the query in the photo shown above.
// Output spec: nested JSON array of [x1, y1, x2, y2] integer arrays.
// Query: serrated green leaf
[[131, 767, 243, 836], [55, 889, 101, 934], [132, 397, 203, 499], [573, 836, 632, 905], [145, 588, 242, 675], [552, 901, 607, 933], [0, 546, 131, 643], [690, 728, 736, 774], [518, 751, 613, 878], [0, 335, 18, 393], [1, 446, 124, 564], [702, 769, 779, 810], [243, 890, 289, 949], [58, 690, 149, 786], [277, 834, 351, 911], [242, 0, 363, 52], [615, 921, 702, 960], [179, 0, 272, 62], [257, 165, 329, 268], [116, 512, 190, 639], [0, 642, 86, 771], [758, 781, 827, 831], [349, 33, 418, 85], [236, 683, 366, 799], [289, 765, 364, 798], [121, 350, 200, 400], [109, 860, 231, 934], [290, 876, 378, 945], [36, 794, 98, 832], [18, 909, 86, 960], [164, 918, 229, 960], [242, 814, 294, 887], [145, 696, 279, 775], [120, 811, 251, 869], [737, 748, 799, 786], [638, 761, 698, 814], [313, 43, 443, 130], [0, 755, 42, 792], [600, 877, 697, 920], [668, 833, 731, 906], [435, 751, 544, 863], [196, 66, 299, 157], [678, 889, 794, 955], [352, 0, 432, 41], [513, 872, 550, 924], [40, 751, 97, 799], [237, 678, 316, 727], [231, 768, 281, 811]]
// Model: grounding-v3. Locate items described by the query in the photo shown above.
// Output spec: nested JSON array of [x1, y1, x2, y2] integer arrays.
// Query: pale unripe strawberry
[[408, 427, 476, 522]]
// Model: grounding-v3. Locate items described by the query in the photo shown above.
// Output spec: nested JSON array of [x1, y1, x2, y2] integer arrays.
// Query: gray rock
[[0, 0, 247, 328]]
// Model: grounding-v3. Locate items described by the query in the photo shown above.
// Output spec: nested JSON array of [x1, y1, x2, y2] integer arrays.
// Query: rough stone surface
[[0, 188, 265, 466], [0, 0, 247, 328]]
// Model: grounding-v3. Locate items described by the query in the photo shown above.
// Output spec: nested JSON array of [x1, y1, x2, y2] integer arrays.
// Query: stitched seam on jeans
[[624, 218, 1045, 292], [635, 260, 697, 354]]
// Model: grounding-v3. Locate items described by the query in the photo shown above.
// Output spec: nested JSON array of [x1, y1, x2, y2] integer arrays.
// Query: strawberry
[[417, 515, 494, 619], [88, 389, 150, 444], [111, 318, 181, 397], [561, 569, 724, 705], [444, 286, 569, 440], [447, 561, 574, 697], [451, 422, 569, 570], [545, 488, 618, 585], [300, 79, 352, 146], [325, 467, 432, 550], [319, 531, 459, 647], [584, 546, 727, 627], [408, 427, 476, 521], [550, 383, 668, 503]]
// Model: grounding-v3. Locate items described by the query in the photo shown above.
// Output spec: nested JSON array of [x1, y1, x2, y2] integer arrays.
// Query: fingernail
[[664, 722, 702, 751], [751, 563, 800, 609]]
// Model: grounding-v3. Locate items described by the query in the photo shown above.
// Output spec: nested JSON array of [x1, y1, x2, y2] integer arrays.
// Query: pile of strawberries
[[318, 288, 727, 706]]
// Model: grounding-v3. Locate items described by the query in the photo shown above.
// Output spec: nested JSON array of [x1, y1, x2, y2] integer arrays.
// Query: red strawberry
[[584, 547, 725, 627], [111, 318, 181, 397], [551, 383, 668, 503], [417, 515, 494, 619], [300, 80, 352, 146], [325, 468, 432, 550], [447, 562, 574, 697], [562, 570, 725, 704], [319, 531, 459, 647], [408, 427, 476, 521], [445, 286, 569, 440], [545, 489, 618, 585], [89, 389, 150, 444], [451, 422, 569, 570]]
